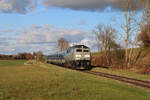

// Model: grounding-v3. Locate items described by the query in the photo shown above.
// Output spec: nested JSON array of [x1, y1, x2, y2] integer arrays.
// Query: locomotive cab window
[[84, 50, 89, 52], [76, 49, 82, 52]]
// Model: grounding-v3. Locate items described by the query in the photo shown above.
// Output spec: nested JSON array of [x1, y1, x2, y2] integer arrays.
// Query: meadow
[[0, 60, 26, 67], [0, 60, 150, 100]]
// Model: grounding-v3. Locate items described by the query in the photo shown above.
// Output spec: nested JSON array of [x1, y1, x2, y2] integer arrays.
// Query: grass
[[0, 60, 26, 67], [0, 60, 150, 100], [92, 67, 150, 82]]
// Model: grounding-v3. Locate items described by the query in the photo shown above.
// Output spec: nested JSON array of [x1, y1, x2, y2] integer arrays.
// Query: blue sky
[[0, 0, 142, 54], [0, 7, 118, 30]]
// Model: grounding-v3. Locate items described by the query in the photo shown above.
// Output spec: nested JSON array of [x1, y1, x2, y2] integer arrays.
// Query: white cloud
[[18, 25, 86, 44], [76, 20, 86, 25], [0, 44, 17, 54], [17, 25, 98, 54], [0, 25, 97, 54], [0, 29, 14, 34]]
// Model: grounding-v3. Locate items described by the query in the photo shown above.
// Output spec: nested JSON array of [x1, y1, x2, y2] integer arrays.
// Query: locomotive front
[[67, 45, 91, 69]]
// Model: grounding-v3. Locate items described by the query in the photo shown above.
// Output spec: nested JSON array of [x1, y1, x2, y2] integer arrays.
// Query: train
[[46, 45, 91, 70]]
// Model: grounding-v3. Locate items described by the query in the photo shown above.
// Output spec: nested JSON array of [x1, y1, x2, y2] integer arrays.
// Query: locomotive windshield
[[83, 50, 89, 52], [76, 49, 82, 52], [73, 45, 89, 49]]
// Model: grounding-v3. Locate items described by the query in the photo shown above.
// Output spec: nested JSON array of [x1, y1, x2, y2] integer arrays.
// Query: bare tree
[[116, 0, 139, 66], [57, 38, 69, 51], [141, 0, 150, 25], [137, 0, 150, 47], [94, 25, 120, 65], [114, 0, 150, 67], [33, 51, 43, 61], [138, 22, 150, 47]]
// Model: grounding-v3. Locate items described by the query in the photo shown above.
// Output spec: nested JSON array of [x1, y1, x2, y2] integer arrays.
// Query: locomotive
[[46, 45, 91, 69]]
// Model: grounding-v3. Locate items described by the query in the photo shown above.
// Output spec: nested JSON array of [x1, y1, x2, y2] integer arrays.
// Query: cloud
[[0, 29, 14, 34], [0, 37, 15, 44], [0, 45, 16, 53], [18, 25, 86, 44], [0, 0, 144, 14], [0, 37, 16, 54], [0, 0, 37, 14], [0, 37, 7, 44], [76, 20, 86, 25], [0, 25, 97, 54], [14, 25, 90, 54], [0, 41, 55, 54], [42, 0, 143, 11]]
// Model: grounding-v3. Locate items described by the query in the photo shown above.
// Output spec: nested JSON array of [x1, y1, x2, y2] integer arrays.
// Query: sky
[[0, 0, 143, 55]]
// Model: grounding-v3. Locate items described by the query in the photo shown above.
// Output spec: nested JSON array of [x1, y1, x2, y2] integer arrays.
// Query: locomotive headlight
[[76, 55, 81, 57], [84, 55, 90, 57]]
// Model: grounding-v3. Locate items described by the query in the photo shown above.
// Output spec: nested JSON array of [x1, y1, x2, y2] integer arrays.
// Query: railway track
[[84, 70, 150, 89]]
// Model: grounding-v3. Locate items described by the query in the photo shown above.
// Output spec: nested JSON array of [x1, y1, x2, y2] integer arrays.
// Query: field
[[0, 60, 150, 100], [0, 60, 26, 67]]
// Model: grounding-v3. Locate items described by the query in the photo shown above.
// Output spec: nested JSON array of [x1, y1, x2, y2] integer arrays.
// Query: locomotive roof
[[71, 45, 89, 49]]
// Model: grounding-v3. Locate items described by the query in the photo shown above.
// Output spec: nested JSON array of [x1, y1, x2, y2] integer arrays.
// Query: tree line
[[0, 51, 43, 61]]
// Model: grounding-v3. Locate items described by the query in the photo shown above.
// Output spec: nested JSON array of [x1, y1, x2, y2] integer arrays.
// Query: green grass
[[92, 67, 150, 82], [0, 60, 150, 100], [0, 60, 26, 67]]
